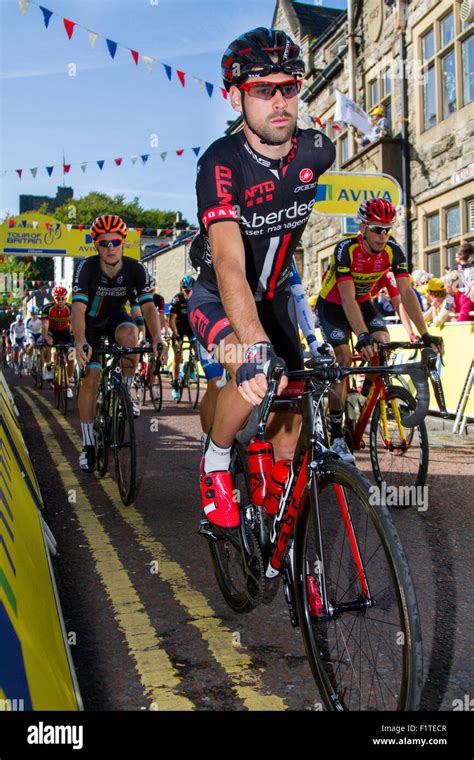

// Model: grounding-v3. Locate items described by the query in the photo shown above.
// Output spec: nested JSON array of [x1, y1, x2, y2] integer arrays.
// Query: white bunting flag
[[80, 163, 88, 173], [31, 221, 38, 229], [130, 155, 139, 164], [30, 168, 38, 178], [160, 152, 167, 162], [66, 224, 72, 232], [88, 31, 98, 48], [142, 55, 154, 73], [193, 77, 204, 90], [18, 0, 29, 16]]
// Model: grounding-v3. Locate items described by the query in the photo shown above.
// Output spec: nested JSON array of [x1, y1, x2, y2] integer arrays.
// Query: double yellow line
[[17, 389, 287, 711]]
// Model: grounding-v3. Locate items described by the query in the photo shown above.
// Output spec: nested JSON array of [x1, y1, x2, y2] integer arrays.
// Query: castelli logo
[[299, 168, 313, 183]]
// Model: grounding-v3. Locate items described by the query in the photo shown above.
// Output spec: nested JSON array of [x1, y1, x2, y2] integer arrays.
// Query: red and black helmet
[[221, 27, 305, 91], [357, 199, 397, 226], [90, 214, 127, 240], [52, 285, 68, 298]]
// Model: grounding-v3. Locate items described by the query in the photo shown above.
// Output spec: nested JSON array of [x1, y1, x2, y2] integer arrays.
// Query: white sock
[[81, 422, 95, 447], [204, 437, 232, 473]]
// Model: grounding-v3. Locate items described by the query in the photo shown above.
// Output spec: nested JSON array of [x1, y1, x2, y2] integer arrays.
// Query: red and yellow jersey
[[41, 302, 72, 331], [319, 234, 409, 305]]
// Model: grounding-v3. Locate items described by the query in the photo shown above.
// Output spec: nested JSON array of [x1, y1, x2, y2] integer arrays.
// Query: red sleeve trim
[[335, 276, 353, 284], [394, 273, 410, 278], [202, 205, 238, 231]]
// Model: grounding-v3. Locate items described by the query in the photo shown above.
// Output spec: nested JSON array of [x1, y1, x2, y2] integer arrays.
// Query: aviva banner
[[0, 213, 140, 260], [313, 172, 402, 216]]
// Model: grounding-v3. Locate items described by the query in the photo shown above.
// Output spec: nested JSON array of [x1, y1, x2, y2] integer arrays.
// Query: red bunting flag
[[137, 228, 143, 235], [130, 50, 139, 65], [16, 169, 22, 179], [176, 70, 186, 87], [221, 88, 228, 99], [176, 149, 184, 156], [45, 223, 50, 230], [63, 18, 75, 39], [114, 158, 123, 166], [77, 224, 83, 231], [9, 219, 15, 228], [165, 229, 171, 235], [63, 164, 71, 173]]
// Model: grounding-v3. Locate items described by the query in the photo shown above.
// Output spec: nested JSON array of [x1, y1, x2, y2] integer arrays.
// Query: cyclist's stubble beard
[[242, 96, 296, 147]]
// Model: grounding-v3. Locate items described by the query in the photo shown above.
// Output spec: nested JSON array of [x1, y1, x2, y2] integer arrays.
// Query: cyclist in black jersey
[[71, 214, 162, 472], [187, 27, 335, 528], [169, 275, 197, 400]]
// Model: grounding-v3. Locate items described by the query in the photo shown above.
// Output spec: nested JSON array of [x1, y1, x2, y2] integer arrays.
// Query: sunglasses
[[97, 238, 123, 248], [239, 79, 302, 101], [367, 225, 392, 235], [182, 288, 192, 294]]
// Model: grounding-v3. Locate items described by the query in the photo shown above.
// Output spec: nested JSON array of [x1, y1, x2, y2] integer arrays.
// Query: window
[[419, 4, 474, 132], [441, 50, 457, 118], [446, 205, 460, 239], [446, 245, 458, 269], [340, 134, 349, 164], [427, 250, 441, 276], [467, 198, 474, 233], [369, 79, 379, 109], [423, 65, 437, 129], [427, 213, 440, 244], [343, 217, 359, 235], [382, 67, 392, 96], [364, 67, 392, 136], [462, 35, 474, 105]]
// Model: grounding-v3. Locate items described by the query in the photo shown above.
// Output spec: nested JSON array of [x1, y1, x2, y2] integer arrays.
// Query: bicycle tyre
[[185, 358, 200, 409], [94, 389, 109, 478], [370, 386, 429, 496], [58, 358, 68, 416], [294, 458, 422, 711], [148, 361, 163, 412], [113, 384, 137, 505]]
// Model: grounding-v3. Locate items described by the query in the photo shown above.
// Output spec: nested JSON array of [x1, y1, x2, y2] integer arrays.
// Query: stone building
[[267, 0, 474, 289]]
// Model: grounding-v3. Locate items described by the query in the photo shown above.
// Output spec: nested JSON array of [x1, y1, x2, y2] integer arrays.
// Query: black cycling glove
[[355, 332, 376, 352], [421, 332, 443, 351], [236, 341, 287, 386]]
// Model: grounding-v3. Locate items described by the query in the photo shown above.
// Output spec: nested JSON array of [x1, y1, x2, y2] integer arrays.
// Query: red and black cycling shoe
[[200, 458, 240, 528]]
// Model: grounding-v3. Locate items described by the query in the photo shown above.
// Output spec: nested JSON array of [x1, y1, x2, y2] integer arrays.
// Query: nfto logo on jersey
[[299, 168, 314, 183], [244, 180, 275, 207]]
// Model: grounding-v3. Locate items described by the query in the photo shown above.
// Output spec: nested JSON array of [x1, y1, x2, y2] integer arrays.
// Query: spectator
[[375, 287, 396, 317], [455, 242, 474, 274], [355, 106, 389, 147], [423, 278, 449, 327], [444, 269, 474, 323]]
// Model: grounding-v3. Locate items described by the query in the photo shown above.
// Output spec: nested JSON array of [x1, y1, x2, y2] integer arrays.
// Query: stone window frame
[[364, 58, 394, 134], [418, 184, 474, 274], [320, 108, 352, 168], [415, 1, 474, 136]]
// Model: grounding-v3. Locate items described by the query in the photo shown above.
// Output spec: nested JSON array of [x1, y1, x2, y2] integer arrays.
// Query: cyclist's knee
[[334, 343, 351, 366]]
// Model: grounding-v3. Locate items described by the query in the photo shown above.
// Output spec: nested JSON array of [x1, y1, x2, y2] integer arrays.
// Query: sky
[[0, 0, 346, 226]]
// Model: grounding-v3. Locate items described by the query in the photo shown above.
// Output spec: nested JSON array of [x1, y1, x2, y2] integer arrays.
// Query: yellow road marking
[[17, 389, 194, 711], [23, 388, 288, 711]]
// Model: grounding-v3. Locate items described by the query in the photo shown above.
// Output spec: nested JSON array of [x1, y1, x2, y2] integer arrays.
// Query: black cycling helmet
[[221, 27, 305, 91]]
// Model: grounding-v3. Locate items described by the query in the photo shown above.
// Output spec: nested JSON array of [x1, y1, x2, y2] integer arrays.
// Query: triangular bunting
[[221, 87, 228, 99], [141, 154, 149, 164], [137, 228, 143, 235], [30, 167, 38, 178], [32, 221, 38, 229], [63, 18, 75, 40], [44, 224, 50, 231], [21, 220, 28, 227], [160, 152, 167, 162], [130, 155, 139, 164], [66, 224, 72, 232], [106, 39, 118, 59], [97, 160, 105, 170], [46, 166, 54, 176], [114, 157, 123, 166], [163, 64, 172, 80], [77, 224, 83, 231], [205, 82, 214, 98], [176, 149, 184, 156], [8, 219, 15, 228], [18, 0, 30, 16], [16, 169, 22, 179], [130, 50, 139, 65], [88, 31, 98, 48], [143, 55, 153, 73], [192, 147, 201, 157], [176, 70, 186, 87], [63, 164, 71, 173], [40, 6, 53, 28], [193, 77, 204, 90], [80, 162, 88, 173]]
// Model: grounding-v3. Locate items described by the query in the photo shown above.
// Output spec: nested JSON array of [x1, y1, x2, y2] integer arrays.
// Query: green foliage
[[53, 192, 188, 231]]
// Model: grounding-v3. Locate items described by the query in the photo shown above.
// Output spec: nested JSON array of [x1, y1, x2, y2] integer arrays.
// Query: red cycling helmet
[[357, 199, 397, 226], [221, 27, 305, 91], [52, 285, 68, 298], [90, 214, 127, 241]]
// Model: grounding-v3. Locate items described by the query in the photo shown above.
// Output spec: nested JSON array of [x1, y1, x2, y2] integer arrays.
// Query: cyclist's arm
[[210, 221, 269, 347], [168, 312, 179, 338], [394, 298, 416, 339], [396, 276, 432, 336], [140, 301, 161, 343], [71, 301, 89, 365], [289, 258, 320, 351]]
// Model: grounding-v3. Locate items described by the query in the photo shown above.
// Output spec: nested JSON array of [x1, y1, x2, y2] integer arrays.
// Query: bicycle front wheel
[[370, 386, 429, 497], [185, 359, 200, 409], [113, 385, 137, 505], [148, 361, 162, 412], [294, 459, 422, 711], [58, 361, 68, 415]]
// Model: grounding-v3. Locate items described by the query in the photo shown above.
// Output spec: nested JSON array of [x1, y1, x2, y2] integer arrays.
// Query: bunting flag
[[16, 170, 22, 179], [130, 155, 139, 165], [63, 164, 71, 173], [114, 157, 123, 166], [176, 149, 184, 156], [160, 152, 167, 162], [192, 147, 200, 157], [5, 220, 198, 239], [97, 160, 105, 170], [141, 154, 149, 164], [80, 162, 88, 173], [20, 2, 229, 100], [30, 168, 38, 178], [46, 165, 54, 176]]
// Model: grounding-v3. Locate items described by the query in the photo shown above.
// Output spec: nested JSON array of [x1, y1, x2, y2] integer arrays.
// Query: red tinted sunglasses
[[239, 79, 302, 100]]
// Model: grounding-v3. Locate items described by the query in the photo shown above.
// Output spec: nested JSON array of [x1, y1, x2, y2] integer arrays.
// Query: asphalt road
[[11, 371, 473, 712]]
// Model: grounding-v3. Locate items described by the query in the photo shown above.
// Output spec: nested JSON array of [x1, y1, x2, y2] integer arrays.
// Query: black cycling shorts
[[48, 328, 73, 346], [316, 297, 388, 347], [188, 280, 303, 372], [85, 309, 137, 367]]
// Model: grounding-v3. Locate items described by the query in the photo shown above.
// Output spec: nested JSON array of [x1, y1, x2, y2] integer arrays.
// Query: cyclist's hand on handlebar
[[310, 341, 336, 362], [355, 331, 378, 362], [236, 341, 287, 405], [421, 331, 444, 356], [76, 342, 91, 368]]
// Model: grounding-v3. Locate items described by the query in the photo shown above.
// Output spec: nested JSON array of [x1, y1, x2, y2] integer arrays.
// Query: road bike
[[175, 336, 200, 408], [131, 346, 163, 412], [200, 349, 446, 711], [51, 343, 74, 415], [30, 344, 44, 388], [92, 344, 149, 505], [344, 341, 447, 500]]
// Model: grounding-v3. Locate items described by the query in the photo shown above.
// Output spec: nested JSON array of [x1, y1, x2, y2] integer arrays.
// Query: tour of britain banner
[[0, 213, 140, 259]]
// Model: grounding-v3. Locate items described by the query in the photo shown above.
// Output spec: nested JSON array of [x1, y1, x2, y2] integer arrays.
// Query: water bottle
[[263, 459, 291, 515], [247, 439, 273, 506]]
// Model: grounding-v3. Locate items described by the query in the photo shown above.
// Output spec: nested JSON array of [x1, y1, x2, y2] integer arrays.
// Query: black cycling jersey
[[169, 292, 192, 335], [72, 255, 154, 325], [189, 128, 335, 299]]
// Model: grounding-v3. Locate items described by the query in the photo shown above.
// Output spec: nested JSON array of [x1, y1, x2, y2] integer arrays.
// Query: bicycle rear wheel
[[148, 361, 163, 412], [294, 459, 422, 711], [113, 385, 137, 505], [370, 386, 429, 498], [185, 358, 200, 408], [94, 390, 109, 478], [58, 359, 68, 415]]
